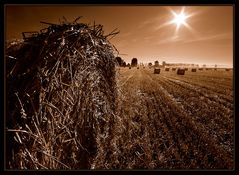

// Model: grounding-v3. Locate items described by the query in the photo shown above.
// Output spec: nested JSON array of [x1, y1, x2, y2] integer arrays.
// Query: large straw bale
[[6, 18, 119, 169]]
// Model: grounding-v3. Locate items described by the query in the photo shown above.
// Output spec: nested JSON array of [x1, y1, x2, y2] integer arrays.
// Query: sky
[[5, 5, 233, 67]]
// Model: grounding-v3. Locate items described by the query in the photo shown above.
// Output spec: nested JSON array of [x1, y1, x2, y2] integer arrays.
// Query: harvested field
[[6, 57, 234, 170], [96, 67, 233, 169], [5, 21, 234, 170], [95, 66, 234, 169]]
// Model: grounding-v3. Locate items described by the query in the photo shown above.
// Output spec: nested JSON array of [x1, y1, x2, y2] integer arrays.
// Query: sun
[[155, 7, 195, 35], [169, 7, 191, 32], [172, 13, 187, 27]]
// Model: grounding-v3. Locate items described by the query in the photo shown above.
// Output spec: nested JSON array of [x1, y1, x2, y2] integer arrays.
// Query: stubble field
[[98, 67, 234, 169]]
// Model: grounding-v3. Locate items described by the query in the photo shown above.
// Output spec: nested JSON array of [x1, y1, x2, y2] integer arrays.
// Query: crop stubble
[[98, 67, 234, 169]]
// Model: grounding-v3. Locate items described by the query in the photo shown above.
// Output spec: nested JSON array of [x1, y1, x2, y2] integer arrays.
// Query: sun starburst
[[170, 7, 191, 32]]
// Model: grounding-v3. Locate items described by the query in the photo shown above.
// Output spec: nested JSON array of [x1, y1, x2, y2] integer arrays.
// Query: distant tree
[[122, 62, 126, 67], [162, 61, 166, 67], [155, 61, 159, 67], [116, 57, 123, 66], [131, 58, 138, 67], [203, 64, 206, 68], [215, 64, 217, 68], [127, 63, 131, 67], [148, 62, 152, 67]]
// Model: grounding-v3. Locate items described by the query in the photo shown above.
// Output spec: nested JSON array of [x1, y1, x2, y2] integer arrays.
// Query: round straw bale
[[6, 19, 119, 169]]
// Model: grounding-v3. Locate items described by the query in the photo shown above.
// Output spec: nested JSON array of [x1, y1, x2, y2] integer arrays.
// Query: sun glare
[[172, 13, 187, 26], [155, 7, 196, 36], [169, 7, 192, 34]]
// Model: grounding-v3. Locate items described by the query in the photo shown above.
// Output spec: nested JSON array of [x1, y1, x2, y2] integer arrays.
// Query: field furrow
[[144, 69, 233, 153], [110, 67, 234, 169], [163, 71, 233, 98], [91, 67, 234, 169], [139, 70, 233, 168]]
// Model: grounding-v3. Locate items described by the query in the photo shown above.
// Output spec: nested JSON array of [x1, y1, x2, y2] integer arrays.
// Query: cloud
[[118, 32, 132, 38], [182, 32, 232, 44], [156, 35, 183, 45], [155, 32, 232, 46], [137, 12, 170, 32], [138, 16, 162, 29]]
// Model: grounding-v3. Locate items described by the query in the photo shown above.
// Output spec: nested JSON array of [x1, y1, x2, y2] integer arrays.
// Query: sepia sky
[[5, 5, 233, 67]]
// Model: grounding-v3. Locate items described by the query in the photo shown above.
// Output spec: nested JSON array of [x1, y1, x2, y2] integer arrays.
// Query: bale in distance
[[165, 68, 170, 71], [172, 68, 176, 71], [191, 68, 197, 72], [177, 68, 185, 75], [154, 68, 160, 74]]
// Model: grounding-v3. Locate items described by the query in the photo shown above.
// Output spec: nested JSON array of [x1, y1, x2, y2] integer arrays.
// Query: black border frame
[[2, 0, 238, 174]]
